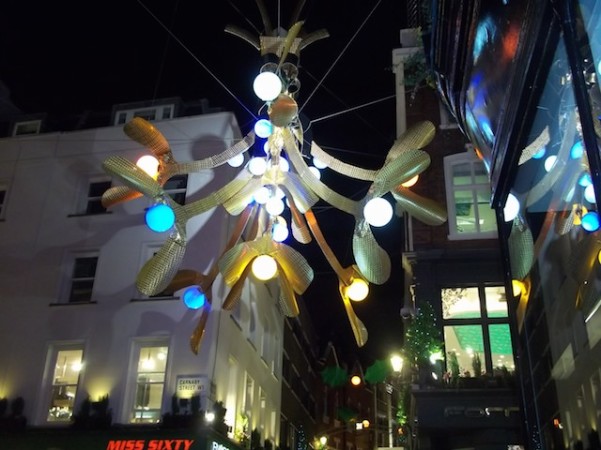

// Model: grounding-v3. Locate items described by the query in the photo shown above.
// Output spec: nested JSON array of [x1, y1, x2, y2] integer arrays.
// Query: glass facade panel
[[489, 324, 515, 371], [452, 163, 472, 185], [48, 349, 83, 422], [442, 287, 481, 319], [484, 286, 509, 317], [445, 325, 484, 376]]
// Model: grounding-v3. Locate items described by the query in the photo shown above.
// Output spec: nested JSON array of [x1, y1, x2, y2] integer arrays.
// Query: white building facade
[[0, 106, 283, 444]]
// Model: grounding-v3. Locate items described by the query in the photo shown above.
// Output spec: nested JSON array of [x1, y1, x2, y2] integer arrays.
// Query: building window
[[131, 344, 169, 423], [442, 285, 515, 377], [164, 174, 188, 205], [243, 373, 254, 417], [444, 150, 497, 240], [75, 178, 112, 215], [13, 119, 41, 136], [47, 347, 84, 422], [113, 104, 176, 126], [69, 255, 98, 303]]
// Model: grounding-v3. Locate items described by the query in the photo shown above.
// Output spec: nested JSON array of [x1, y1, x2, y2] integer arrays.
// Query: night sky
[[1, 0, 409, 366]]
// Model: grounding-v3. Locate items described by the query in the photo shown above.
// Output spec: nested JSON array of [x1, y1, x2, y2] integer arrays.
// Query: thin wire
[[227, 0, 261, 34], [308, 95, 395, 126], [278, 0, 281, 33], [299, 0, 383, 114], [152, 0, 181, 102], [136, 0, 257, 121]]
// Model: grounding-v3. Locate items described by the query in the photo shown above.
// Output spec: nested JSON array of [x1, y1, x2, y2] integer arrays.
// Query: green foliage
[[448, 351, 460, 384], [364, 359, 391, 385], [320, 365, 349, 388], [404, 302, 443, 366], [337, 406, 358, 423]]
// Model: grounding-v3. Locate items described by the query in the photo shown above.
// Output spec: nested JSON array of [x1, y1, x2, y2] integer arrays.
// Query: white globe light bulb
[[227, 153, 245, 168], [251, 255, 278, 281], [248, 157, 267, 176], [313, 156, 328, 169], [346, 278, 369, 301], [544, 155, 557, 172], [585, 184, 596, 203], [503, 193, 520, 222], [272, 221, 289, 242], [253, 72, 282, 101], [266, 197, 285, 216], [279, 158, 290, 172], [363, 197, 393, 227], [253, 186, 271, 204], [254, 119, 273, 138], [309, 166, 321, 179], [136, 155, 160, 179]]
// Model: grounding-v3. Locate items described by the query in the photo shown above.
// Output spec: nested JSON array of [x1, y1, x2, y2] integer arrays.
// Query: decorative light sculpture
[[100, 3, 447, 354]]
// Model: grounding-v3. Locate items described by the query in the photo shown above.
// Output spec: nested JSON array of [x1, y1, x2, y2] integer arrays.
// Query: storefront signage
[[176, 375, 206, 398], [106, 439, 194, 450]]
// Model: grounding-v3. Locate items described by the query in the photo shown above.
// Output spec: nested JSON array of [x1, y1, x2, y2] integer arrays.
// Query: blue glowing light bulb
[[254, 119, 273, 138], [145, 203, 175, 233], [570, 140, 584, 159], [182, 287, 206, 310], [581, 211, 600, 232]]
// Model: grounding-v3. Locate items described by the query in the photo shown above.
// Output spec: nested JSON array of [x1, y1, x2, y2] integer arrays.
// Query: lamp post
[[388, 355, 404, 448]]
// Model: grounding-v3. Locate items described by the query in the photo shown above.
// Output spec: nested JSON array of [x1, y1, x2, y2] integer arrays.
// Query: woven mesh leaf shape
[[101, 185, 143, 208], [508, 220, 534, 280], [373, 149, 430, 198], [103, 156, 163, 199], [190, 308, 210, 355], [385, 121, 436, 164], [276, 261, 300, 317], [280, 171, 319, 213], [124, 117, 171, 156], [137, 236, 187, 295], [339, 280, 368, 347], [352, 220, 391, 285], [392, 186, 447, 226]]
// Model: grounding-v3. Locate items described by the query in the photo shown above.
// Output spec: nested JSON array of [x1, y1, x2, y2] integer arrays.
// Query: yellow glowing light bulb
[[350, 375, 362, 386], [401, 175, 419, 188], [346, 278, 369, 301], [511, 279, 524, 297], [251, 255, 278, 281], [362, 420, 370, 428], [136, 155, 160, 179]]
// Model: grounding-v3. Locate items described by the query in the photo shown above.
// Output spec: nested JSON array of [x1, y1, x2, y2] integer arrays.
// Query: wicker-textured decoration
[[100, 2, 447, 353]]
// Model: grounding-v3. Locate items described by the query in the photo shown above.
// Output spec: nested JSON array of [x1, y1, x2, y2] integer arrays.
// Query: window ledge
[[49, 301, 98, 306], [130, 296, 179, 302], [67, 211, 113, 218], [447, 232, 498, 241]]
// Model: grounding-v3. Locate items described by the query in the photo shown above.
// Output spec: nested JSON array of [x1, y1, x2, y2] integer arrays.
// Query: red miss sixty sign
[[106, 439, 194, 450]]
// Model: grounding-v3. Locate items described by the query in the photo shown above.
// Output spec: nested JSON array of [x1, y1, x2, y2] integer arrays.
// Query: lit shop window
[[442, 286, 514, 377], [47, 349, 84, 422], [131, 345, 169, 423]]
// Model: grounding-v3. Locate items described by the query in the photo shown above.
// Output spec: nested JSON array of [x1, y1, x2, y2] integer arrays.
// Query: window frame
[[13, 119, 42, 136], [125, 338, 171, 424], [163, 174, 188, 205], [441, 284, 513, 376], [70, 176, 112, 217], [443, 148, 498, 240], [60, 251, 99, 304], [42, 341, 85, 424]]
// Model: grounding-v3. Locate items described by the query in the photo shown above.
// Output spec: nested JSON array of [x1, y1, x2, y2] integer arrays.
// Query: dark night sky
[[0, 0, 409, 365]]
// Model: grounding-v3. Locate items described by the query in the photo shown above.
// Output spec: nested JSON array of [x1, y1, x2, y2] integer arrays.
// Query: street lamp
[[390, 354, 404, 373]]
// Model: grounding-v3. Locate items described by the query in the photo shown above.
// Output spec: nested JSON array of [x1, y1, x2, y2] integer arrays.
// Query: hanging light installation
[[100, 2, 447, 354]]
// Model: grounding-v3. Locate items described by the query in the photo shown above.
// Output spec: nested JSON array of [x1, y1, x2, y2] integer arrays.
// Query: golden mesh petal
[[288, 200, 312, 244], [310, 141, 377, 181], [352, 220, 391, 285], [124, 117, 171, 156], [508, 219, 534, 280], [339, 281, 368, 347], [555, 208, 576, 235], [373, 149, 430, 198], [280, 172, 319, 213], [519, 127, 549, 165], [164, 132, 255, 176], [392, 187, 448, 226], [222, 177, 262, 216], [102, 156, 163, 199], [164, 269, 205, 293], [222, 264, 252, 311], [136, 235, 186, 296], [276, 262, 300, 317], [282, 129, 361, 216], [224, 24, 261, 50], [101, 186, 143, 208], [190, 308, 210, 355], [218, 241, 261, 286], [183, 171, 254, 218], [273, 242, 314, 294], [278, 21, 304, 66], [385, 121, 436, 164]]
